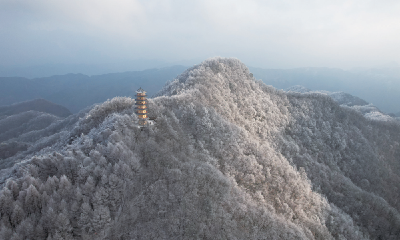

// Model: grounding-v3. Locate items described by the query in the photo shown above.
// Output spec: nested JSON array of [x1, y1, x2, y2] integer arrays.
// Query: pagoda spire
[[135, 87, 148, 126]]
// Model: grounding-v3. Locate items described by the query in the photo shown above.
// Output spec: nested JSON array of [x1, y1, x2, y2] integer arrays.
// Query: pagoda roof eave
[[136, 87, 147, 94]]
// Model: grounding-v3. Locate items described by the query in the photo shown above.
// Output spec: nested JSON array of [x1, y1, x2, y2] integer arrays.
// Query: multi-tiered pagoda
[[135, 87, 148, 126]]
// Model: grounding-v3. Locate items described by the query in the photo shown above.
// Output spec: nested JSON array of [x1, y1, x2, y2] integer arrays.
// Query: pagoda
[[135, 87, 148, 126]]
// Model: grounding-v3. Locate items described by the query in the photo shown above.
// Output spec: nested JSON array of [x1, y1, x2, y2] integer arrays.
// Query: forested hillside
[[0, 99, 74, 163], [0, 58, 399, 239]]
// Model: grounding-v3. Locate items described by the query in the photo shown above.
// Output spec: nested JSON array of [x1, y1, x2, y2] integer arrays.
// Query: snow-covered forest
[[0, 58, 400, 239]]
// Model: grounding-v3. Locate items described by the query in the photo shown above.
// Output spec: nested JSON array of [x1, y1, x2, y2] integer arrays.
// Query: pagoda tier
[[135, 95, 147, 100], [135, 100, 147, 105], [136, 109, 147, 114]]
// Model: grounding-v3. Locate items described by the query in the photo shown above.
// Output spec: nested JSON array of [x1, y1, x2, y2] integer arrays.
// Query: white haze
[[1, 0, 400, 69]]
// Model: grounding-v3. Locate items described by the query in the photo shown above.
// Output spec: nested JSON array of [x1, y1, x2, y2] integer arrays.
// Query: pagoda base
[[138, 119, 148, 126]]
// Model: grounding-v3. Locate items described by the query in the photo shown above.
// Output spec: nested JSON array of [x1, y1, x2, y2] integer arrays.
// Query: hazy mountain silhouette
[[0, 65, 188, 113], [3, 64, 398, 116], [0, 99, 71, 118], [0, 59, 172, 78], [0, 58, 399, 239], [250, 66, 400, 114], [286, 85, 369, 107], [285, 85, 397, 122]]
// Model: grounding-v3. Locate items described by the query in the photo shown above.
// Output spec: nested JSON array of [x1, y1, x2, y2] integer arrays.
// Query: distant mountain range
[[285, 85, 369, 106], [1, 64, 399, 115], [0, 99, 71, 118], [0, 65, 188, 113], [285, 85, 398, 122], [0, 59, 173, 78], [250, 66, 400, 114]]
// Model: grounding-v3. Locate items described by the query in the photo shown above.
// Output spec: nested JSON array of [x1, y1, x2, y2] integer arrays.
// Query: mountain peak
[[156, 57, 253, 97]]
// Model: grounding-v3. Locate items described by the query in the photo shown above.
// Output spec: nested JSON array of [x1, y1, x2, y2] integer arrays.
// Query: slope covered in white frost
[[285, 85, 397, 122], [0, 58, 400, 239]]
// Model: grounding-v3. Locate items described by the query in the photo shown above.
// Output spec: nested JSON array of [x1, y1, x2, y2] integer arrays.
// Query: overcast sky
[[1, 0, 400, 69]]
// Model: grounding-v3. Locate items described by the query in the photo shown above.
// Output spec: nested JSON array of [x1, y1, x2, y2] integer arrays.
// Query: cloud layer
[[1, 0, 400, 68]]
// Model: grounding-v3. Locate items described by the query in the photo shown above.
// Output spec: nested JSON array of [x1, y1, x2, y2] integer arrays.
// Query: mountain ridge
[[285, 85, 397, 122], [0, 99, 71, 118], [0, 58, 399, 239], [250, 66, 400, 114]]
